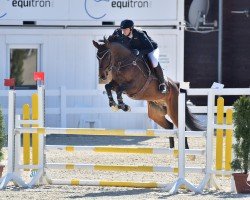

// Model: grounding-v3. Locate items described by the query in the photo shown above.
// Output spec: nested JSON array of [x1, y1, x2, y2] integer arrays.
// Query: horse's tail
[[181, 90, 206, 131], [185, 104, 205, 131]]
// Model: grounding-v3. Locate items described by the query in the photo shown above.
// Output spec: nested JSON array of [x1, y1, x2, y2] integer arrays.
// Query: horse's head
[[92, 39, 111, 80], [93, 36, 133, 80]]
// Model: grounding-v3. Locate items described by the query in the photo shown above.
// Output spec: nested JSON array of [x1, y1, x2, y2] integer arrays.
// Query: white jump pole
[[0, 74, 46, 189], [7, 90, 15, 174], [26, 86, 45, 187], [28, 73, 47, 187], [0, 86, 27, 189], [197, 90, 219, 192], [169, 92, 198, 194]]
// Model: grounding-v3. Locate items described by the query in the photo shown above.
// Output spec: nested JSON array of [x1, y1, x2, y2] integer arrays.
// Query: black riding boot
[[155, 64, 168, 94]]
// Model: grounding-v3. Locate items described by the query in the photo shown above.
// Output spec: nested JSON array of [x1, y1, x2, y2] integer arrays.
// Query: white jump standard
[[0, 84, 203, 193], [1, 74, 250, 194]]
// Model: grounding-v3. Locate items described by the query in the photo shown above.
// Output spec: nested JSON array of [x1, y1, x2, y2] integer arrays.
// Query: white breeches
[[148, 48, 160, 68]]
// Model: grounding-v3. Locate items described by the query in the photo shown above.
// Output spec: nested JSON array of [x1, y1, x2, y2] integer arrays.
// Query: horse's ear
[[92, 40, 100, 49]]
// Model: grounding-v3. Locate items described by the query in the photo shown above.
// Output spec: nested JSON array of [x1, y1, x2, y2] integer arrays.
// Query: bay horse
[[93, 37, 204, 149]]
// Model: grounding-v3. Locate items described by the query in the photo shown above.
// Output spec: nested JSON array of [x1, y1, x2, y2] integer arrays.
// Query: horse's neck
[[111, 44, 131, 61]]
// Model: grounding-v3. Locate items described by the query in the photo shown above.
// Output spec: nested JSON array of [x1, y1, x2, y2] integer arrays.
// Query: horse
[[92, 37, 204, 149]]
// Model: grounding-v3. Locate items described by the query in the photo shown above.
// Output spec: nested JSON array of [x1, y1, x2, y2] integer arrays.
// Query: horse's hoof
[[118, 104, 124, 110], [111, 105, 119, 112], [118, 104, 131, 112], [127, 106, 131, 112], [125, 105, 131, 112]]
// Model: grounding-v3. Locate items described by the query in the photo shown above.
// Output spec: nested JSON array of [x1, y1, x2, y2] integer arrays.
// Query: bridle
[[97, 49, 112, 71], [97, 49, 109, 60], [97, 45, 151, 78]]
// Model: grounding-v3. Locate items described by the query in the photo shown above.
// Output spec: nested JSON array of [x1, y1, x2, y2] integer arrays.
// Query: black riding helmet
[[120, 19, 134, 29]]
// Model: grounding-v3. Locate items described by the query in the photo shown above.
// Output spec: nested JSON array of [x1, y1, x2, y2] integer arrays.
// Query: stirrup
[[159, 83, 168, 94]]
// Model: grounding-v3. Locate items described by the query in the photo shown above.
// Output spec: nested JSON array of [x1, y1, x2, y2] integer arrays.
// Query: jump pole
[[0, 79, 27, 189], [27, 72, 47, 187], [168, 92, 198, 194], [0, 73, 46, 189], [12, 82, 202, 193], [1, 73, 209, 192]]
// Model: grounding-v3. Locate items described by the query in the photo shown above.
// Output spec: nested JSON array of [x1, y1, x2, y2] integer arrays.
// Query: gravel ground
[[1, 135, 249, 200]]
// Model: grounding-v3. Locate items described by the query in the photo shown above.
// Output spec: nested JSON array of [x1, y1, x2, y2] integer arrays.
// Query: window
[[9, 45, 40, 89]]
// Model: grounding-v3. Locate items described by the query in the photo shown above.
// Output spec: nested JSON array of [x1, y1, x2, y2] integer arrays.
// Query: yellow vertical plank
[[216, 97, 224, 170], [32, 93, 39, 165], [23, 104, 30, 170], [225, 109, 233, 170]]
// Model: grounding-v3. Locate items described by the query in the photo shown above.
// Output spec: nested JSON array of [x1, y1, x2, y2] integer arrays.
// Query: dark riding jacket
[[112, 28, 158, 55]]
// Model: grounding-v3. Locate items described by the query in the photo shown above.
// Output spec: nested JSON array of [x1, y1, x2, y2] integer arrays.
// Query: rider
[[112, 19, 168, 94]]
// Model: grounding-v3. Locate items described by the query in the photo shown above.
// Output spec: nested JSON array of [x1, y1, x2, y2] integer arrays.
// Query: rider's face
[[122, 28, 131, 36]]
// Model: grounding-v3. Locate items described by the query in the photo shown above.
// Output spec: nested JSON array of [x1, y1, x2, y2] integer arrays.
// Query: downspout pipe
[[218, 0, 223, 83]]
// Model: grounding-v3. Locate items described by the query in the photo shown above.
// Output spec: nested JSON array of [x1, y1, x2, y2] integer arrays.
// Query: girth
[[128, 75, 157, 100]]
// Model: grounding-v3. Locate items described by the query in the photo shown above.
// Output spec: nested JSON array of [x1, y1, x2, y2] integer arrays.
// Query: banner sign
[[0, 0, 181, 24]]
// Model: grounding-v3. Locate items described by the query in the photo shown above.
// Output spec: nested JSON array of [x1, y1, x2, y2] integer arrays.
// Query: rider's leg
[[148, 48, 168, 93], [155, 63, 168, 93]]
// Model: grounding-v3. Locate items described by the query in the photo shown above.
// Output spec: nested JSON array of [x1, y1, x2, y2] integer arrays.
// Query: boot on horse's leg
[[105, 83, 118, 111], [155, 63, 168, 94], [117, 99, 131, 112], [116, 85, 131, 112]]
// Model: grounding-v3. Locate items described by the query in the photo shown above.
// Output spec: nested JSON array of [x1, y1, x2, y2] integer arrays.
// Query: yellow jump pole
[[225, 109, 233, 171], [22, 104, 30, 170], [216, 97, 224, 170], [32, 93, 39, 165]]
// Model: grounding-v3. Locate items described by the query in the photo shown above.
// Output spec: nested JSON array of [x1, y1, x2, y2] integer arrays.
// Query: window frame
[[7, 44, 41, 90]]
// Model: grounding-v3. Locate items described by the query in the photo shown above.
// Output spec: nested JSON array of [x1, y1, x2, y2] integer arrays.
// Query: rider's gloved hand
[[131, 49, 140, 56]]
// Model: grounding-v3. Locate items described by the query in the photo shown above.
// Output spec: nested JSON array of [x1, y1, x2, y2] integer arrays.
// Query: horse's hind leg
[[166, 84, 189, 149], [147, 101, 175, 148]]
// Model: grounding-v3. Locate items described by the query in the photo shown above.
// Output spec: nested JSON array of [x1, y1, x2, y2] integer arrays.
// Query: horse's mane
[[107, 35, 118, 43], [106, 35, 131, 55]]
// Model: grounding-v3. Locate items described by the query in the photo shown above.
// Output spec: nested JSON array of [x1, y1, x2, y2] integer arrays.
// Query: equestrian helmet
[[120, 19, 134, 29]]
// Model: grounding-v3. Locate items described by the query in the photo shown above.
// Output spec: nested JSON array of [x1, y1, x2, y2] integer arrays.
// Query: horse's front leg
[[105, 81, 119, 111], [116, 84, 131, 112]]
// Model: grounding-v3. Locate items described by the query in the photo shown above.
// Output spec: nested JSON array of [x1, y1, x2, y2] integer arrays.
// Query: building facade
[[0, 0, 185, 128]]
